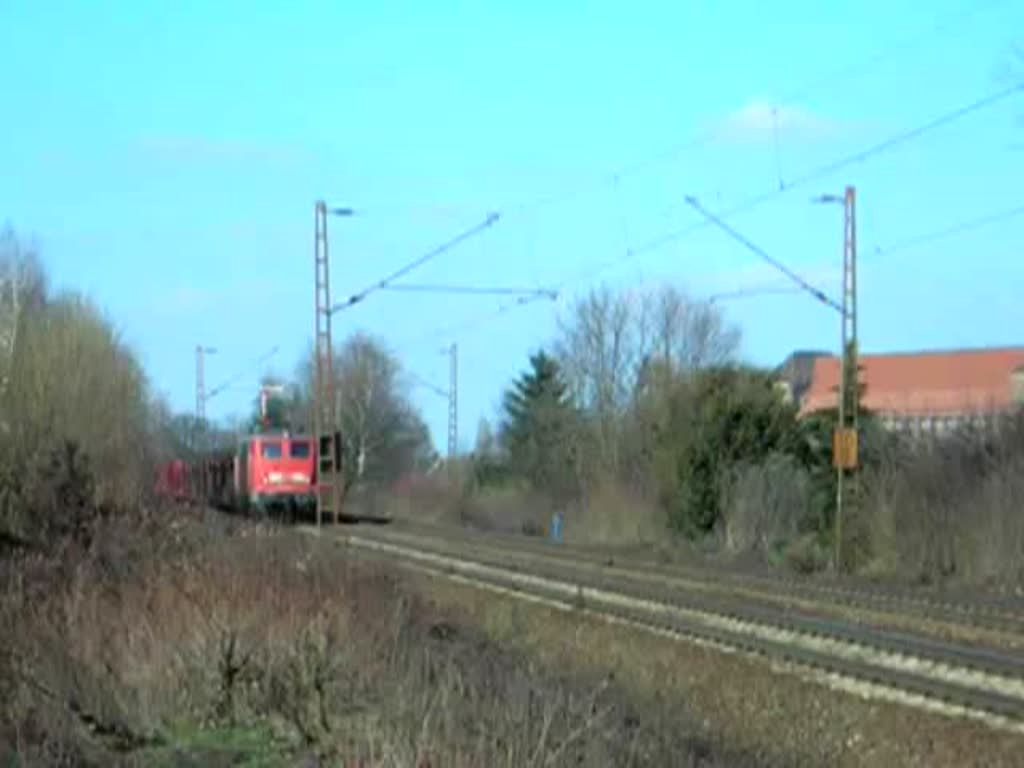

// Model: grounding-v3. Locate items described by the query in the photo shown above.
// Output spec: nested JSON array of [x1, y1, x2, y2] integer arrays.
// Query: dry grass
[[564, 478, 663, 547], [374, 471, 468, 527], [382, 472, 555, 537], [458, 484, 552, 536], [383, 472, 665, 549], [0, 508, 754, 767]]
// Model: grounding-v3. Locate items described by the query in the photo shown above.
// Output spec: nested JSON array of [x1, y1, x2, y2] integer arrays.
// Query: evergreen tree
[[649, 365, 802, 537], [471, 416, 509, 487], [841, 339, 866, 418], [795, 340, 882, 540], [499, 351, 578, 499]]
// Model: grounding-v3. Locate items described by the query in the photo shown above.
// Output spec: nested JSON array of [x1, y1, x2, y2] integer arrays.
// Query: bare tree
[[554, 282, 741, 477], [0, 236, 159, 543], [296, 332, 435, 492], [555, 286, 635, 472], [8, 293, 154, 505], [644, 284, 741, 373], [474, 416, 498, 459], [338, 334, 396, 484], [0, 226, 46, 424]]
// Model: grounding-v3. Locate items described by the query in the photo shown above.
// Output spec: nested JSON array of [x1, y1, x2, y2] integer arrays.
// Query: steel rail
[[349, 526, 1024, 681], [383, 517, 1024, 635], [324, 529, 1024, 732]]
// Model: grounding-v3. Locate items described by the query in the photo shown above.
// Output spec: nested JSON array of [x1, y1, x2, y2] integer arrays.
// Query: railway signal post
[[313, 200, 353, 526]]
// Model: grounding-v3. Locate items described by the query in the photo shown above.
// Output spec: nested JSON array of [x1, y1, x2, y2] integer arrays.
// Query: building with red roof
[[776, 346, 1024, 435]]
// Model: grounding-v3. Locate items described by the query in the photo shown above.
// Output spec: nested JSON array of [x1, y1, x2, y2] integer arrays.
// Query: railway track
[[308, 523, 1024, 734], [382, 517, 1024, 639]]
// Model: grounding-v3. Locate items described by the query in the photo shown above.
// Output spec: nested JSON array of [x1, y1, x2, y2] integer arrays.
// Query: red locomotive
[[155, 431, 318, 519]]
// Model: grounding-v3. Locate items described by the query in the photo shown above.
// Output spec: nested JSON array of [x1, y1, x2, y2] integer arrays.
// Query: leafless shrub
[[957, 455, 1024, 584], [721, 453, 814, 555], [11, 294, 151, 500], [340, 598, 752, 767], [0, 231, 161, 548], [263, 615, 351, 747], [864, 414, 1024, 586], [3, 514, 758, 765]]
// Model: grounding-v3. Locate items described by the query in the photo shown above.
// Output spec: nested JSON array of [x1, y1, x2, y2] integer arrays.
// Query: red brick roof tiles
[[798, 347, 1024, 417]]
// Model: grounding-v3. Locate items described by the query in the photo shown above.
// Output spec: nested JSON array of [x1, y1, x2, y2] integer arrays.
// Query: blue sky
[[2, 0, 1022, 452]]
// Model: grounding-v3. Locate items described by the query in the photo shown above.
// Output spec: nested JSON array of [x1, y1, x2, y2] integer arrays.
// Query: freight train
[[155, 431, 320, 520]]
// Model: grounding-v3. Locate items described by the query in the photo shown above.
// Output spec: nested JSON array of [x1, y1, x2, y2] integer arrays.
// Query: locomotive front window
[[289, 441, 310, 458], [261, 442, 283, 458]]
